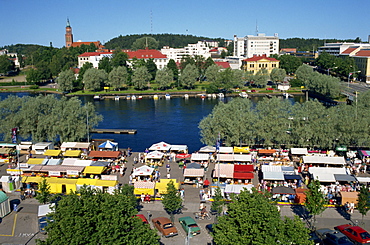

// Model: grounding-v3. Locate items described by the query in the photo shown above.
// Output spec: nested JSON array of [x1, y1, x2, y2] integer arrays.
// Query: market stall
[[233, 165, 254, 182], [155, 179, 180, 195], [191, 153, 209, 162], [43, 150, 62, 158], [233, 146, 250, 154], [88, 151, 121, 160], [340, 191, 359, 205], [63, 150, 82, 158], [32, 142, 54, 155], [183, 168, 205, 184], [149, 141, 171, 152], [0, 191, 11, 218], [98, 140, 118, 151], [145, 150, 164, 164], [134, 181, 155, 196], [224, 184, 253, 198], [213, 164, 234, 183], [198, 146, 216, 153], [303, 156, 346, 168], [60, 142, 91, 152], [132, 165, 155, 181], [217, 154, 234, 163], [170, 145, 188, 153]]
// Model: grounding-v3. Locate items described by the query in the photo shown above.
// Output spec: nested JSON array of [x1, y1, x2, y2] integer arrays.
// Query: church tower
[[65, 18, 73, 48]]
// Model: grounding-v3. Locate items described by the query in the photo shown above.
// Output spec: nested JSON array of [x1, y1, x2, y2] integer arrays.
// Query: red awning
[[176, 153, 191, 159], [258, 149, 276, 155], [88, 151, 121, 158], [233, 172, 254, 179], [234, 165, 254, 172]]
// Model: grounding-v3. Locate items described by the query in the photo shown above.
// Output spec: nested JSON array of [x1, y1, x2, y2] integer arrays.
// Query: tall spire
[[67, 18, 71, 27]]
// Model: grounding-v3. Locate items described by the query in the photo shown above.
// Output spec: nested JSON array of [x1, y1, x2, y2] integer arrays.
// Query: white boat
[[165, 94, 171, 99], [93, 95, 102, 101], [239, 92, 248, 98], [153, 95, 159, 100], [131, 95, 137, 100], [126, 95, 131, 100], [217, 93, 224, 98], [184, 94, 189, 99], [138, 96, 143, 99], [114, 96, 120, 101]]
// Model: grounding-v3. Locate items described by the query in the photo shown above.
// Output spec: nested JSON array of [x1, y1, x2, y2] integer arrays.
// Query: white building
[[78, 49, 169, 69], [161, 41, 211, 63], [318, 42, 370, 56], [233, 33, 279, 58]]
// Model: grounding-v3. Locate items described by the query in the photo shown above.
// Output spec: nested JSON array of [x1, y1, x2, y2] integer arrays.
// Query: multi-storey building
[[241, 54, 279, 74], [318, 42, 370, 56], [161, 41, 211, 63], [233, 33, 279, 58]]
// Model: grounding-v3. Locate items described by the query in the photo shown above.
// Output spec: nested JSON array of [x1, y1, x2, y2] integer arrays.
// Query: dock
[[91, 129, 137, 134]]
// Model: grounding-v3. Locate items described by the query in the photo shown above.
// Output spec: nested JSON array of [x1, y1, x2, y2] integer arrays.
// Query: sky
[[1, 0, 369, 48]]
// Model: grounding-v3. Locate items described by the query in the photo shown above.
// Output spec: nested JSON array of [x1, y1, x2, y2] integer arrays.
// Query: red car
[[135, 214, 149, 224], [335, 224, 370, 244]]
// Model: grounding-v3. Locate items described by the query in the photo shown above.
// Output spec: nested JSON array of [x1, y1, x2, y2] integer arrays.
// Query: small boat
[[217, 93, 224, 98], [199, 94, 206, 99], [114, 96, 120, 101], [126, 95, 131, 100], [153, 95, 159, 100], [211, 94, 217, 98], [184, 94, 189, 99], [165, 94, 171, 99], [137, 96, 143, 99], [131, 95, 137, 100], [239, 92, 248, 98], [93, 95, 102, 101]]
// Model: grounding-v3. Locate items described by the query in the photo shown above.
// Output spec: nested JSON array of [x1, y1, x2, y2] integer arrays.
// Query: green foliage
[[296, 64, 314, 83], [166, 59, 179, 81], [305, 179, 326, 224], [145, 59, 157, 81], [26, 68, 42, 83], [30, 85, 40, 89], [315, 52, 358, 78], [83, 68, 108, 91], [35, 178, 51, 204], [0, 95, 102, 142], [270, 68, 286, 83], [38, 186, 159, 245], [357, 186, 370, 223], [131, 37, 159, 50], [180, 64, 198, 89], [98, 56, 112, 73], [213, 189, 312, 245], [254, 69, 270, 86], [111, 50, 129, 68], [132, 66, 151, 90], [211, 187, 225, 216], [108, 66, 128, 90], [272, 54, 303, 74], [57, 69, 75, 92], [0, 55, 15, 74], [162, 180, 182, 221], [155, 67, 173, 90]]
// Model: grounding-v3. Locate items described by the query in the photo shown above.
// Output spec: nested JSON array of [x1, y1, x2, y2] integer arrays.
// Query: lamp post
[[348, 71, 361, 87], [327, 67, 337, 75]]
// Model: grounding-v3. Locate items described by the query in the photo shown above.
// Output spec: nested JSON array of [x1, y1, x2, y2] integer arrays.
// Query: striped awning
[[134, 181, 155, 189], [183, 168, 204, 177], [213, 164, 234, 178]]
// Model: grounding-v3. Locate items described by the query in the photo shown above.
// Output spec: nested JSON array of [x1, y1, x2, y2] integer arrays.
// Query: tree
[[108, 66, 128, 90], [132, 66, 151, 90], [35, 177, 51, 204], [270, 68, 286, 84], [216, 68, 244, 93], [212, 189, 312, 245], [111, 50, 129, 67], [0, 55, 14, 74], [57, 69, 75, 93], [162, 180, 182, 222], [272, 54, 303, 74], [357, 186, 370, 224], [305, 179, 326, 227], [38, 186, 159, 245], [131, 37, 159, 50], [211, 186, 225, 220], [179, 64, 198, 89], [167, 59, 179, 81], [145, 59, 157, 81], [98, 56, 112, 73], [155, 67, 173, 90], [26, 68, 42, 83], [83, 68, 107, 91], [253, 69, 269, 87], [205, 64, 220, 84], [75, 62, 93, 90]]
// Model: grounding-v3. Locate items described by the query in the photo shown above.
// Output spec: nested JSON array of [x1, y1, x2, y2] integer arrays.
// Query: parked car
[[316, 228, 354, 245], [335, 224, 370, 244], [152, 217, 178, 238], [179, 216, 201, 236], [136, 214, 149, 224]]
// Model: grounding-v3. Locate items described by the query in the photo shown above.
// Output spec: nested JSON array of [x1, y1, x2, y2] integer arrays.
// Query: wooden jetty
[[91, 129, 137, 134]]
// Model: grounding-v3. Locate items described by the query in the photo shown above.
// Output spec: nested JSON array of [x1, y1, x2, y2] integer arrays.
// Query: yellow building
[[242, 54, 279, 74]]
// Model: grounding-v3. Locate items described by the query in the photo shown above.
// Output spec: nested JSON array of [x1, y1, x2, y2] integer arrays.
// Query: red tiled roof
[[78, 52, 112, 57], [341, 47, 358, 54], [354, 49, 370, 57], [243, 54, 278, 62], [209, 48, 218, 52], [71, 41, 103, 48], [71, 67, 80, 74], [215, 61, 230, 69], [126, 48, 167, 59]]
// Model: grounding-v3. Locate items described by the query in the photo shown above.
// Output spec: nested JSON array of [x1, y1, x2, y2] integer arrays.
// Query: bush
[[289, 79, 304, 88], [30, 85, 39, 89]]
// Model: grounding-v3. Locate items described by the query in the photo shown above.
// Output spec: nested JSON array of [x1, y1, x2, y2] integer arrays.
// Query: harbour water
[[0, 93, 303, 153]]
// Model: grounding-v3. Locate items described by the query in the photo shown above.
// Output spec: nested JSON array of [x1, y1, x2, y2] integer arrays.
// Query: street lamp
[[348, 71, 361, 87], [327, 67, 337, 75]]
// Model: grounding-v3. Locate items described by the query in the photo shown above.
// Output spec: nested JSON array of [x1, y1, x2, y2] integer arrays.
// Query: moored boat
[[131, 95, 137, 100], [114, 96, 120, 101], [153, 95, 159, 100], [93, 95, 103, 101], [165, 94, 171, 99]]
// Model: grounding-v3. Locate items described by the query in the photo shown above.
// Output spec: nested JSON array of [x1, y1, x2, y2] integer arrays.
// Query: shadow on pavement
[[290, 204, 310, 221], [335, 206, 351, 221]]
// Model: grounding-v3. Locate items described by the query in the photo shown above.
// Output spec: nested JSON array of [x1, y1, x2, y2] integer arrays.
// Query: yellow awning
[[27, 158, 44, 165], [155, 179, 180, 194], [83, 166, 106, 174], [234, 146, 250, 153], [134, 188, 154, 195], [64, 150, 82, 157], [22, 176, 43, 183], [95, 180, 118, 187], [44, 150, 62, 156], [76, 178, 97, 186]]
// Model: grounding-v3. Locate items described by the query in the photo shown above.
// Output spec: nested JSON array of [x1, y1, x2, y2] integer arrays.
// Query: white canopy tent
[[213, 164, 234, 178], [225, 184, 254, 194], [132, 166, 155, 177], [263, 172, 285, 180], [233, 154, 252, 162], [98, 140, 118, 151], [303, 156, 346, 166], [356, 177, 370, 183], [146, 151, 165, 159], [219, 147, 234, 154], [149, 142, 171, 151], [290, 148, 308, 155], [198, 146, 216, 153], [183, 168, 204, 177], [170, 145, 188, 152], [261, 165, 282, 173], [217, 154, 234, 162], [191, 153, 210, 161]]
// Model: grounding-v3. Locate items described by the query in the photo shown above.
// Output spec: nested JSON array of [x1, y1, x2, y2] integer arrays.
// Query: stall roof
[[198, 146, 216, 153], [88, 151, 121, 158], [44, 150, 61, 157], [334, 174, 357, 182], [339, 191, 359, 199], [358, 150, 370, 158], [95, 179, 118, 187], [132, 166, 155, 176], [22, 176, 43, 183], [45, 159, 62, 166], [309, 167, 347, 175], [83, 166, 106, 174], [186, 162, 201, 169], [184, 168, 204, 177], [234, 165, 254, 172], [217, 154, 234, 162], [146, 151, 164, 159], [27, 158, 45, 165], [219, 147, 233, 154], [149, 141, 171, 151], [155, 179, 180, 194], [91, 161, 109, 167], [284, 174, 302, 180], [233, 154, 252, 162], [233, 146, 250, 154], [64, 150, 82, 157], [224, 184, 253, 194], [303, 156, 346, 165], [290, 148, 308, 155], [33, 142, 53, 149], [64, 159, 94, 167], [258, 149, 276, 155], [313, 173, 336, 182], [263, 172, 284, 180], [356, 177, 370, 183], [213, 164, 234, 178], [134, 181, 155, 189], [61, 158, 78, 166], [272, 186, 295, 194], [25, 165, 85, 173], [233, 172, 254, 179], [191, 153, 209, 161], [0, 148, 13, 154], [261, 165, 282, 173], [170, 145, 188, 152], [61, 142, 90, 149]]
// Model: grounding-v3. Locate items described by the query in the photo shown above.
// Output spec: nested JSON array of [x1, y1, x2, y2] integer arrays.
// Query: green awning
[[336, 146, 347, 151]]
